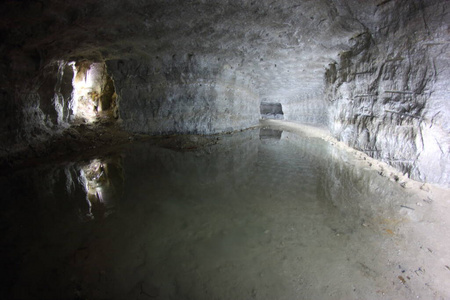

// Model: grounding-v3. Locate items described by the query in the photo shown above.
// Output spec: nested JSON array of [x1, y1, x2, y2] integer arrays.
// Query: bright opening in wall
[[70, 61, 117, 123]]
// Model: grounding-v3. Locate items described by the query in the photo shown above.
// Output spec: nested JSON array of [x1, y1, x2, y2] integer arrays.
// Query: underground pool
[[1, 127, 449, 299]]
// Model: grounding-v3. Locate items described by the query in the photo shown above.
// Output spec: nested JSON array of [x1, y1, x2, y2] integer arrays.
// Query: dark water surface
[[0, 129, 412, 299]]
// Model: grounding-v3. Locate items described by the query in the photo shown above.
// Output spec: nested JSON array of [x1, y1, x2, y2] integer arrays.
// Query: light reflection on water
[[0, 129, 412, 299], [82, 158, 123, 220]]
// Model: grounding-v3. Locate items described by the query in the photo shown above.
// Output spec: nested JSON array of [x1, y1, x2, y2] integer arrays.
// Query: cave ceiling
[[0, 0, 372, 101]]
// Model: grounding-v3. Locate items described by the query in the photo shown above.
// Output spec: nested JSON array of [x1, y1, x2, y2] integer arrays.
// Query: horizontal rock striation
[[107, 55, 259, 135], [325, 0, 450, 186], [283, 92, 329, 125]]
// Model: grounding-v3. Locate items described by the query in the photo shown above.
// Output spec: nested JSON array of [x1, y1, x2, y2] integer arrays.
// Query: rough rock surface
[[0, 0, 449, 184], [107, 56, 259, 134], [325, 0, 450, 186], [0, 0, 361, 141], [0, 60, 74, 151]]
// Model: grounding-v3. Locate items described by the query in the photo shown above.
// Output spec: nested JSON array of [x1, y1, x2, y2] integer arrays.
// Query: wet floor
[[0, 128, 443, 299]]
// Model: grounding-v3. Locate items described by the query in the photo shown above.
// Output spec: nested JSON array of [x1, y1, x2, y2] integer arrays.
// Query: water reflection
[[259, 128, 283, 141], [0, 129, 418, 299], [318, 142, 410, 235], [0, 156, 124, 223], [82, 158, 123, 220]]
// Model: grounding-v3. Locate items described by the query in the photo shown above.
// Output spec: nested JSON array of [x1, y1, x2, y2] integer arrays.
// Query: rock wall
[[0, 0, 362, 149], [283, 92, 329, 125], [0, 59, 74, 154], [1, 0, 449, 187], [107, 55, 260, 135], [325, 0, 450, 186]]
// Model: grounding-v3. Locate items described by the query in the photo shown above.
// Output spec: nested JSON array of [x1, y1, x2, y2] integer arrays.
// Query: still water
[[1, 129, 417, 299]]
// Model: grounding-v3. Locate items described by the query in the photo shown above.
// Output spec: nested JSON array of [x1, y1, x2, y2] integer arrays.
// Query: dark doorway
[[260, 102, 284, 119]]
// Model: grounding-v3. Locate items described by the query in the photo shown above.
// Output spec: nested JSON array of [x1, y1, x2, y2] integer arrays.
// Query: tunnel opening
[[260, 101, 284, 120], [70, 61, 118, 123], [259, 128, 283, 141]]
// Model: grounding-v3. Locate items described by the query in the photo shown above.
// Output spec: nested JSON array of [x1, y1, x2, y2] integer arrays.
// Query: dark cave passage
[[0, 1, 449, 299], [260, 102, 284, 120]]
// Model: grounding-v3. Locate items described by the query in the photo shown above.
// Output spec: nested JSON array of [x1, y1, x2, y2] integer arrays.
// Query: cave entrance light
[[70, 61, 117, 123]]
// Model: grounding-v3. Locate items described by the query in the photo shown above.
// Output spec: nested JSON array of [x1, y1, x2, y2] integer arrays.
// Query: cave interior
[[1, 0, 449, 185], [1, 0, 450, 298]]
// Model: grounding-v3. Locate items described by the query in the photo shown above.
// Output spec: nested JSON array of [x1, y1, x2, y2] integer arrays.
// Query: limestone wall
[[0, 60, 74, 154], [325, 0, 450, 186], [107, 55, 260, 135]]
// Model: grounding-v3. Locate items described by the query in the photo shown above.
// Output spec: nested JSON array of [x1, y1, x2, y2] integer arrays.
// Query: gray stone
[[106, 56, 259, 134], [0, 0, 449, 185], [324, 0, 450, 186]]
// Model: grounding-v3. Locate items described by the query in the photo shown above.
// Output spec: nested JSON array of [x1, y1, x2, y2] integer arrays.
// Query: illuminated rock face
[[72, 61, 117, 121], [0, 0, 449, 184], [324, 1, 450, 185], [1, 0, 360, 142], [0, 60, 74, 145], [106, 56, 259, 134], [98, 0, 359, 134]]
